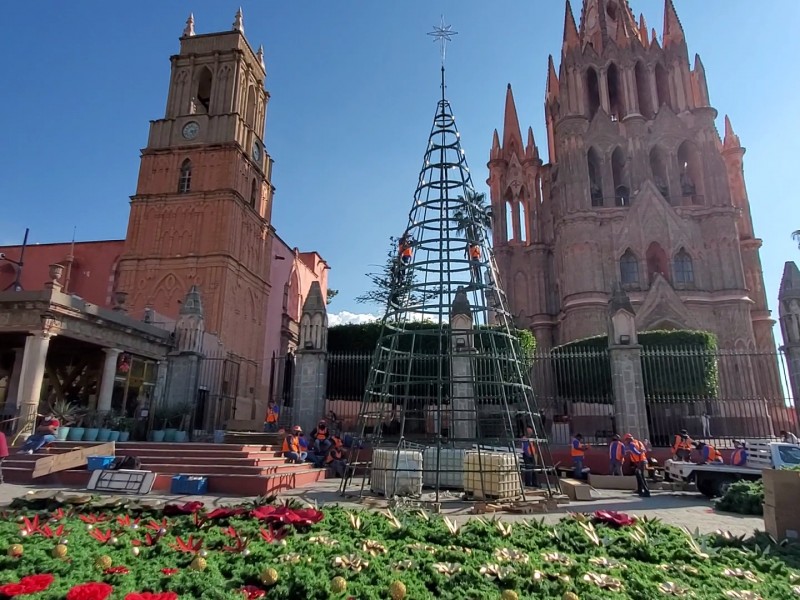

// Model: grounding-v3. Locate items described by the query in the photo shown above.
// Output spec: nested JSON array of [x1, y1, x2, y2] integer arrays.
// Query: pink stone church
[[489, 0, 775, 353]]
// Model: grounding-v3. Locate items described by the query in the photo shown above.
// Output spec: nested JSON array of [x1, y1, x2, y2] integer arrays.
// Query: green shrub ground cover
[[716, 480, 765, 516], [0, 494, 798, 599]]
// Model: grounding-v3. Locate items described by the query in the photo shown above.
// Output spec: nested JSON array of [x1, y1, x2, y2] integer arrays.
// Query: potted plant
[[173, 404, 193, 442], [151, 408, 169, 442], [117, 418, 133, 442], [49, 400, 81, 441], [97, 412, 113, 442], [67, 412, 86, 441], [107, 413, 122, 442], [83, 412, 100, 442]]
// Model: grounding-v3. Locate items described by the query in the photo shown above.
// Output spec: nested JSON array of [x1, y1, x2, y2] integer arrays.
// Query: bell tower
[[117, 10, 274, 398]]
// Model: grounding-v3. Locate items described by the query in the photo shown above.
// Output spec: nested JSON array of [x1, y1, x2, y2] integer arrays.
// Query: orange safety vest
[[609, 441, 624, 462], [469, 245, 481, 260], [522, 439, 537, 457], [673, 434, 692, 453], [282, 435, 300, 454], [705, 446, 722, 463], [315, 427, 328, 441], [628, 439, 647, 463], [265, 406, 279, 423], [731, 448, 745, 466], [571, 438, 587, 457], [325, 447, 344, 464]]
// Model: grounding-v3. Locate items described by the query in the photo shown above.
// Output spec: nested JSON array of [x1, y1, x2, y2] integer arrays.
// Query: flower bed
[[0, 494, 799, 599]]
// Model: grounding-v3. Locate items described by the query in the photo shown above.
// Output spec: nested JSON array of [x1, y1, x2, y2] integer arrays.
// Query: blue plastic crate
[[171, 475, 208, 495], [87, 456, 115, 471]]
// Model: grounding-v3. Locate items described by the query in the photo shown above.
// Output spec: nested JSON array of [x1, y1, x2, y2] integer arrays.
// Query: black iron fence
[[275, 347, 797, 446]]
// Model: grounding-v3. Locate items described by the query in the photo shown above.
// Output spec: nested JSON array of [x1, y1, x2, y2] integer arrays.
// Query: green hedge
[[550, 330, 719, 401]]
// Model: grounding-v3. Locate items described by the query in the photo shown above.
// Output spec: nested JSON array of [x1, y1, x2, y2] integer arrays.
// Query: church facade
[[488, 0, 774, 353]]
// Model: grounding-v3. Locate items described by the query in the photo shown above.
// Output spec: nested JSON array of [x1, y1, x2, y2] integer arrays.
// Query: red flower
[[65, 582, 113, 600], [206, 507, 246, 520], [104, 567, 130, 575], [259, 524, 288, 543], [79, 514, 108, 524], [20, 574, 55, 592], [163, 501, 204, 516], [160, 569, 179, 576], [250, 505, 323, 528], [0, 584, 29, 597], [593, 510, 636, 527], [125, 594, 178, 600], [240, 586, 266, 599], [292, 507, 324, 526]]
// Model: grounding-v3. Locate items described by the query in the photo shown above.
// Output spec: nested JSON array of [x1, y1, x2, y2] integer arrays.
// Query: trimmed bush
[[715, 479, 764, 516]]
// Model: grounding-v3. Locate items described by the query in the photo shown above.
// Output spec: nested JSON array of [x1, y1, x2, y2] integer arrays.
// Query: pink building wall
[[261, 233, 328, 402]]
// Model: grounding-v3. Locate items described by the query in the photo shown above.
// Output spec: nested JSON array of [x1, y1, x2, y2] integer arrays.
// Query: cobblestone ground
[[0, 479, 763, 538]]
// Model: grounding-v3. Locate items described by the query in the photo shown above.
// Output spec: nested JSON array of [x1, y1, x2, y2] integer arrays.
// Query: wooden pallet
[[471, 497, 556, 515]]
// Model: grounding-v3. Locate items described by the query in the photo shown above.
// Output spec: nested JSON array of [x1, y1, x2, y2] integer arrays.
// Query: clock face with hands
[[252, 141, 262, 162], [182, 121, 200, 140]]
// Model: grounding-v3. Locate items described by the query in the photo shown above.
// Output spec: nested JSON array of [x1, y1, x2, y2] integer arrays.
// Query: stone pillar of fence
[[450, 287, 477, 441], [607, 285, 649, 441], [164, 286, 206, 411], [779, 261, 800, 428], [292, 282, 328, 434]]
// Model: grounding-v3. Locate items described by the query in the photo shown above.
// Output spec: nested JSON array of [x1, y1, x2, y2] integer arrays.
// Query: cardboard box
[[763, 469, 800, 509], [589, 474, 637, 491], [559, 478, 592, 501], [763, 504, 800, 541]]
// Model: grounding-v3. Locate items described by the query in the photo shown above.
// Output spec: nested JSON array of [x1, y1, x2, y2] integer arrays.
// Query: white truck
[[665, 440, 800, 498]]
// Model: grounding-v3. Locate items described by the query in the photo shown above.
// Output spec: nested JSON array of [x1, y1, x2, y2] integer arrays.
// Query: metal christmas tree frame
[[342, 22, 558, 504]]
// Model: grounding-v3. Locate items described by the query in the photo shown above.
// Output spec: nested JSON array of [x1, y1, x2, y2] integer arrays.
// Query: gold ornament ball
[[562, 593, 580, 600], [95, 555, 113, 569], [260, 567, 279, 586], [190, 556, 207, 571], [52, 544, 68, 559], [331, 576, 347, 593], [501, 592, 518, 600], [7, 544, 23, 558], [389, 580, 407, 600]]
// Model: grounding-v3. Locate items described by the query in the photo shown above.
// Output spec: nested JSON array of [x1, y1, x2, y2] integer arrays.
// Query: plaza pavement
[[0, 479, 764, 538]]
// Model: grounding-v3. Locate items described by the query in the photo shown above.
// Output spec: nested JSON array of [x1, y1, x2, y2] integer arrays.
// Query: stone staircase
[[2, 441, 328, 496]]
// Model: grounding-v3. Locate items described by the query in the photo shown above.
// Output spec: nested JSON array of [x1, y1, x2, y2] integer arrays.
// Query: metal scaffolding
[[341, 55, 559, 504]]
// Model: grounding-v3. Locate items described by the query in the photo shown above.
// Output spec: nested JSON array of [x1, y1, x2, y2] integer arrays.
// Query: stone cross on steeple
[[232, 8, 244, 33]]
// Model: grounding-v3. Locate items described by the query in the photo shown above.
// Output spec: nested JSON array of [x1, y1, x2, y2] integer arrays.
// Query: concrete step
[[133, 462, 318, 476]]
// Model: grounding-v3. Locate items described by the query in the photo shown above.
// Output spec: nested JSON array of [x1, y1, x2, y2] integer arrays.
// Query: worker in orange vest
[[263, 400, 280, 433], [398, 234, 413, 265], [571, 433, 589, 480], [731, 441, 748, 467], [672, 429, 693, 461], [608, 434, 625, 476], [694, 441, 723, 465], [282, 426, 307, 464], [624, 433, 650, 497], [520, 427, 539, 487], [467, 243, 482, 284], [324, 437, 347, 478]]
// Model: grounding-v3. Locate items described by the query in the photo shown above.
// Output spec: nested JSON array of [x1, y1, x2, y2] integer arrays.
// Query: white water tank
[[371, 449, 423, 497], [423, 447, 466, 489]]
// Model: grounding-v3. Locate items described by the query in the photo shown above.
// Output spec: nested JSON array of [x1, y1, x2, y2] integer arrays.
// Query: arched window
[[619, 249, 639, 285], [635, 61, 654, 119], [250, 179, 258, 208], [649, 145, 670, 201], [178, 159, 192, 194], [655, 63, 671, 110], [196, 67, 213, 113], [587, 147, 603, 207], [519, 202, 527, 242], [677, 141, 705, 205], [646, 242, 669, 283], [607, 63, 623, 121], [674, 249, 694, 285], [245, 86, 257, 127], [586, 68, 601, 120], [505, 199, 514, 242], [612, 146, 629, 206]]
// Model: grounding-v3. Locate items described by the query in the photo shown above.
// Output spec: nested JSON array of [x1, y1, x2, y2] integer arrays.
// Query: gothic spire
[[723, 115, 742, 151], [233, 7, 244, 33], [183, 13, 195, 37], [663, 0, 685, 47], [502, 84, 523, 153], [546, 55, 559, 101], [257, 45, 266, 70], [525, 127, 539, 161], [490, 129, 501, 159], [563, 0, 580, 51], [780, 262, 800, 299]]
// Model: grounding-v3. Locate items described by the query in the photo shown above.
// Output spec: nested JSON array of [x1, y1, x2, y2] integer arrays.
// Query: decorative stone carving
[[45, 264, 65, 291]]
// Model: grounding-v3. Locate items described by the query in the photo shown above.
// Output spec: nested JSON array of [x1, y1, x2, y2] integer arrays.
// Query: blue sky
[[1, 1, 798, 343]]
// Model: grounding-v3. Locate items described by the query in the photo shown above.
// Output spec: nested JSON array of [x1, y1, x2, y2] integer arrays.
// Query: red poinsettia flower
[[250, 505, 323, 528], [163, 501, 204, 516], [39, 524, 67, 539], [160, 569, 179, 576], [51, 508, 66, 521], [171, 535, 203, 554], [125, 594, 178, 600], [291, 507, 324, 526], [0, 583, 29, 597], [103, 567, 130, 575], [79, 514, 108, 524], [65, 582, 113, 600], [145, 519, 170, 534], [89, 528, 114, 544], [206, 507, 247, 520], [240, 586, 266, 599], [593, 510, 636, 527], [19, 574, 55, 592], [259, 524, 288, 543], [19, 515, 41, 536]]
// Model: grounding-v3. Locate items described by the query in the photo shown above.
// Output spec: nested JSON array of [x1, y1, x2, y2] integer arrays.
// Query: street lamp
[[1, 227, 29, 292]]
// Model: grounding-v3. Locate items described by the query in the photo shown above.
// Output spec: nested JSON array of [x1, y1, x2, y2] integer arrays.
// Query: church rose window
[[619, 250, 639, 285]]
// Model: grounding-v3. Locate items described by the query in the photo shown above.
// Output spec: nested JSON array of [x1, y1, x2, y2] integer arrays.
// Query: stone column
[[15, 333, 53, 437], [607, 285, 649, 441], [778, 262, 800, 427], [96, 348, 122, 413], [2, 347, 24, 413], [450, 287, 477, 442], [292, 282, 328, 434]]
